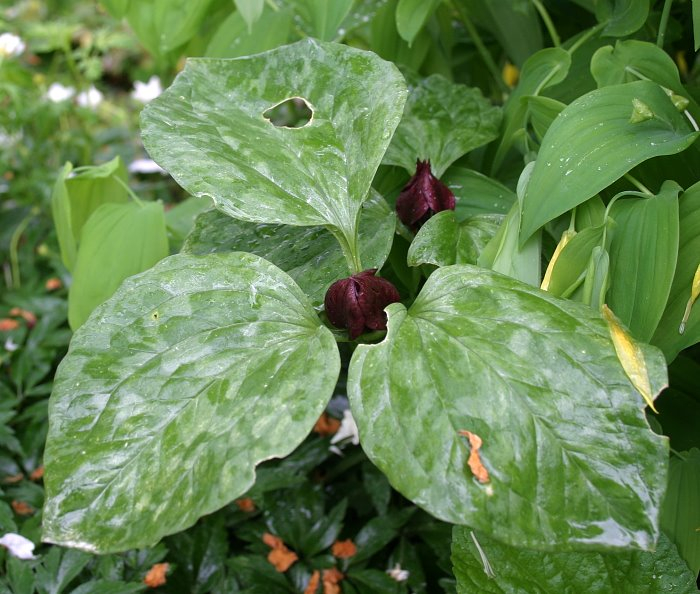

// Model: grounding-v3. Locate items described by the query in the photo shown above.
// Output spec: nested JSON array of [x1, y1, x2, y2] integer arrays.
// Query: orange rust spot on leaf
[[235, 497, 255, 512], [459, 430, 490, 484], [143, 562, 169, 588], [313, 413, 342, 436], [29, 466, 44, 481], [0, 319, 19, 331], [304, 570, 321, 594], [11, 500, 34, 516], [331, 539, 357, 559]]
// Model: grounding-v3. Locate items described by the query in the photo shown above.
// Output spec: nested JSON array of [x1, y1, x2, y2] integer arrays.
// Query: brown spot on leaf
[[313, 413, 341, 436], [262, 532, 298, 572], [304, 570, 321, 594], [331, 539, 357, 559], [143, 562, 169, 588], [11, 500, 34, 516], [459, 430, 490, 484], [235, 497, 255, 512]]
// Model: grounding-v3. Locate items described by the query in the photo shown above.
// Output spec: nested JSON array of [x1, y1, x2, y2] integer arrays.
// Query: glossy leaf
[[182, 191, 395, 306], [523, 95, 565, 141], [521, 81, 698, 242], [142, 39, 407, 254], [234, 0, 264, 32], [661, 449, 700, 575], [395, 0, 442, 46], [43, 252, 341, 553], [407, 210, 502, 267], [607, 182, 680, 343], [596, 0, 650, 37], [452, 528, 698, 593], [442, 167, 516, 218], [652, 182, 700, 361], [383, 75, 501, 177], [68, 201, 169, 330], [348, 265, 669, 550]]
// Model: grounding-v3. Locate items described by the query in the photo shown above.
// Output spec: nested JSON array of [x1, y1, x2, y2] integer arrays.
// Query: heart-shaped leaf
[[141, 39, 407, 258], [43, 252, 340, 553], [348, 265, 668, 550]]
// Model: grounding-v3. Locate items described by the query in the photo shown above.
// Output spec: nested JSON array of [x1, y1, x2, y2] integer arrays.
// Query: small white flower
[[4, 337, 18, 352], [76, 85, 103, 108], [386, 564, 410, 582], [46, 82, 75, 103], [128, 158, 165, 174], [131, 76, 162, 103], [0, 33, 26, 58], [330, 409, 360, 446], [0, 533, 37, 559]]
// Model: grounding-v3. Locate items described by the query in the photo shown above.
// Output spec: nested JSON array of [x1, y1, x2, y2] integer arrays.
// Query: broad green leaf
[[100, 0, 130, 18], [661, 449, 700, 575], [452, 528, 698, 593], [348, 265, 669, 550], [521, 81, 698, 242], [43, 252, 340, 553], [182, 191, 396, 306], [596, 0, 650, 37], [50, 157, 129, 271], [652, 182, 700, 361], [407, 210, 502, 267], [608, 182, 681, 343], [164, 196, 210, 248], [307, 0, 354, 40], [383, 75, 501, 177], [442, 167, 516, 218], [234, 0, 264, 32], [68, 201, 169, 330], [205, 6, 292, 58], [523, 95, 565, 141], [142, 40, 407, 256], [395, 0, 442, 46]]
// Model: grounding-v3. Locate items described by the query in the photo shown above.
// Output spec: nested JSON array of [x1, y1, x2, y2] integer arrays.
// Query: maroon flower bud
[[395, 159, 456, 230], [324, 269, 400, 340]]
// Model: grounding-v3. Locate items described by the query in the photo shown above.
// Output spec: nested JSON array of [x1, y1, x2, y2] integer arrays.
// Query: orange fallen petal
[[45, 277, 62, 291], [0, 319, 19, 331], [262, 532, 284, 549], [304, 570, 321, 594], [9, 308, 36, 327], [313, 413, 342, 436], [29, 466, 44, 481], [235, 497, 255, 512], [459, 430, 490, 484], [2, 473, 24, 484], [322, 568, 344, 594], [268, 546, 298, 572], [11, 500, 34, 516], [331, 539, 357, 559], [143, 562, 169, 588]]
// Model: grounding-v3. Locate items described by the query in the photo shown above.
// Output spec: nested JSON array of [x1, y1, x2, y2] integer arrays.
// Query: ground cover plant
[[2, 0, 700, 592]]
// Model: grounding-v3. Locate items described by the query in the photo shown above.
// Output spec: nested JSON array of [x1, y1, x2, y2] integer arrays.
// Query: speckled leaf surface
[[452, 528, 698, 594], [383, 75, 501, 177], [141, 39, 407, 246], [521, 81, 698, 242], [43, 253, 340, 553], [348, 265, 668, 550], [182, 191, 395, 306]]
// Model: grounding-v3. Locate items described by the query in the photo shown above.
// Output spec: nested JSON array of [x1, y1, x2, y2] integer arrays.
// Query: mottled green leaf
[[395, 0, 442, 46], [596, 0, 650, 37], [43, 252, 340, 553], [142, 40, 407, 256], [182, 191, 395, 306], [348, 265, 668, 550], [652, 182, 700, 361], [442, 167, 516, 218], [452, 528, 698, 593], [608, 182, 680, 343], [407, 210, 502, 267], [383, 75, 501, 177], [521, 81, 698, 242], [68, 201, 169, 330]]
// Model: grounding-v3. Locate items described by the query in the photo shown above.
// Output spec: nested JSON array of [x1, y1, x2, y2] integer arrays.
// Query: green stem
[[567, 22, 605, 55], [623, 173, 653, 195], [656, 0, 674, 48], [531, 0, 561, 47], [9, 210, 38, 289], [671, 447, 687, 461], [601, 189, 648, 246], [331, 228, 362, 274], [111, 174, 144, 207], [451, 1, 510, 95]]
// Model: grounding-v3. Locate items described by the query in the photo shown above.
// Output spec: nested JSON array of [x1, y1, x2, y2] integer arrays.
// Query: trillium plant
[[42, 36, 700, 588]]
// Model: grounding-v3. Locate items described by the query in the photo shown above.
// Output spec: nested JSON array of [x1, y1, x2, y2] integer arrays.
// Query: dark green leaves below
[[182, 191, 395, 305], [141, 39, 407, 247], [452, 527, 698, 594], [383, 75, 501, 177], [348, 265, 668, 550], [43, 253, 340, 553], [521, 81, 698, 241]]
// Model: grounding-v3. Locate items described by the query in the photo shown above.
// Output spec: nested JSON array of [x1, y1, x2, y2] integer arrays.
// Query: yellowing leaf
[[541, 229, 576, 291], [602, 305, 657, 413], [679, 263, 700, 334]]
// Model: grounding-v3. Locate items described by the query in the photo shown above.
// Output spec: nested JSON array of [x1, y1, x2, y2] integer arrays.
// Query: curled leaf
[[143, 563, 169, 588], [602, 305, 657, 413], [630, 98, 654, 123], [541, 229, 576, 291], [679, 264, 700, 334], [459, 430, 490, 484]]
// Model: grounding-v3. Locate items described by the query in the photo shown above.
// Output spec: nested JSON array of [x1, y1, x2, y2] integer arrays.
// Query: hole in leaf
[[263, 97, 313, 128]]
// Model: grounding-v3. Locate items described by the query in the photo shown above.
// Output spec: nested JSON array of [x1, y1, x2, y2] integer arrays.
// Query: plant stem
[[657, 0, 674, 48], [111, 174, 144, 207], [331, 228, 362, 274], [9, 209, 38, 289], [623, 173, 652, 195], [670, 447, 687, 461], [567, 22, 605, 55], [450, 1, 510, 95], [531, 0, 561, 47]]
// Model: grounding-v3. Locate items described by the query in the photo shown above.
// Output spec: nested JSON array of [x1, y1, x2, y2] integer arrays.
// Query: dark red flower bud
[[324, 269, 400, 340], [395, 159, 455, 230]]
